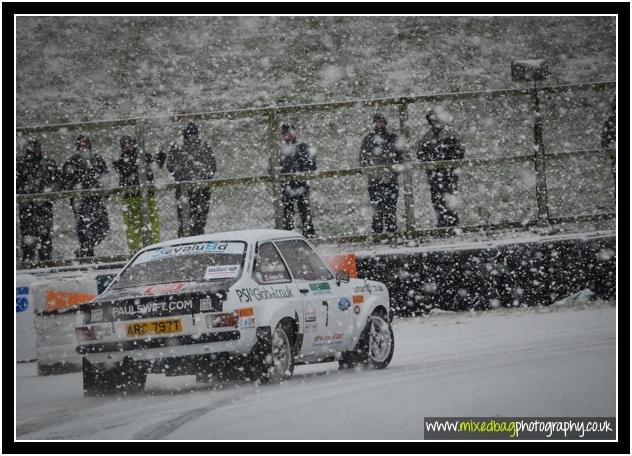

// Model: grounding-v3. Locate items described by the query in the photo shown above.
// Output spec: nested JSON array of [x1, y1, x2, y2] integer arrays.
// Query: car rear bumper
[[78, 329, 256, 364]]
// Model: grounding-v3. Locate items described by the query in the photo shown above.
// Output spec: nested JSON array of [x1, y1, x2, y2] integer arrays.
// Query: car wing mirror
[[335, 271, 350, 285]]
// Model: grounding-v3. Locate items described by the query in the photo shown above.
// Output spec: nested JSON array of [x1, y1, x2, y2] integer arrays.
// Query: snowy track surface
[[15, 301, 616, 440]]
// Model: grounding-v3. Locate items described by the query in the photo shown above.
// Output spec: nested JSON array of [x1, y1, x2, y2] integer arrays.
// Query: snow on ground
[[15, 300, 616, 440]]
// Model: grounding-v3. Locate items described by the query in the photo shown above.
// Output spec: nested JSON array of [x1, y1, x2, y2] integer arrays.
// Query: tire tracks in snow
[[131, 389, 251, 439], [132, 407, 213, 440], [17, 383, 257, 440], [17, 409, 78, 438]]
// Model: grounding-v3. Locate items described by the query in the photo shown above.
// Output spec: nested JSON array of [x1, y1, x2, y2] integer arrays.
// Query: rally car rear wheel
[[253, 323, 295, 384], [339, 310, 394, 370], [267, 324, 295, 382]]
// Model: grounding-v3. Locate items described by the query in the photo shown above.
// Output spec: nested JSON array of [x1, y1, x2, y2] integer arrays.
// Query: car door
[[274, 239, 348, 359]]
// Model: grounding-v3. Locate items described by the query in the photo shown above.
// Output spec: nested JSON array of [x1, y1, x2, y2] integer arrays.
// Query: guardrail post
[[16, 213, 23, 268], [267, 110, 283, 229], [398, 102, 416, 238], [531, 85, 550, 225], [607, 147, 616, 181], [134, 119, 153, 248]]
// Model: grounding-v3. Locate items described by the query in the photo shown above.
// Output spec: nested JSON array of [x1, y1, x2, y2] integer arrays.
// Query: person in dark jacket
[[166, 122, 217, 237], [16, 139, 61, 262], [359, 112, 403, 234], [415, 108, 465, 228], [112, 135, 162, 253], [61, 135, 110, 257], [277, 123, 317, 237]]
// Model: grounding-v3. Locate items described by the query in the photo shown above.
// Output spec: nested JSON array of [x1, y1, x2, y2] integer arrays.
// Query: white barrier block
[[30, 274, 99, 375], [16, 274, 38, 362]]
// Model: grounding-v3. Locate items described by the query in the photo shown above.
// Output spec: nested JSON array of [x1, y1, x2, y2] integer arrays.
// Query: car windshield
[[111, 241, 246, 290]]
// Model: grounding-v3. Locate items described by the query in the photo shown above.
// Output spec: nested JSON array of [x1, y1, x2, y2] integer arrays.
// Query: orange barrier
[[326, 254, 358, 278], [45, 290, 96, 312]]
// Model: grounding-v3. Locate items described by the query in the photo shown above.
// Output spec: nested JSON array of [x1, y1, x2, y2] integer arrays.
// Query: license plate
[[126, 319, 183, 337]]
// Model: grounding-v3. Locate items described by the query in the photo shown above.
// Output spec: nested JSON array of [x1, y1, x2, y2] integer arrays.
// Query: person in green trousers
[[112, 135, 165, 253]]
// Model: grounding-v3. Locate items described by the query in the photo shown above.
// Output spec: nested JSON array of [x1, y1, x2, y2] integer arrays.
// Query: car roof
[[140, 229, 302, 251]]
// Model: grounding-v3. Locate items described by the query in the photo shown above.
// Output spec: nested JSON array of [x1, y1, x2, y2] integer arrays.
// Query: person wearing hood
[[16, 139, 61, 262], [415, 108, 465, 228], [112, 135, 162, 253], [276, 122, 317, 237], [359, 112, 404, 235], [166, 122, 217, 237], [61, 135, 110, 257]]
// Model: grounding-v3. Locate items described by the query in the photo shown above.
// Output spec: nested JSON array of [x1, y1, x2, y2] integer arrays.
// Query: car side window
[[253, 242, 292, 284], [275, 239, 333, 282]]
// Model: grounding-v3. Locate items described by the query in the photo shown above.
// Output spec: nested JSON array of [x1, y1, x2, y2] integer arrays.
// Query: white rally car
[[75, 229, 394, 395]]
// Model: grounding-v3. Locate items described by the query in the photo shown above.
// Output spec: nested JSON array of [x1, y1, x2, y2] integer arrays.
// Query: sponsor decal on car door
[[273, 238, 343, 358], [298, 280, 336, 356]]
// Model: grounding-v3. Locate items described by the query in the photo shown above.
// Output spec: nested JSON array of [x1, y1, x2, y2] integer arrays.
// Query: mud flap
[[244, 326, 272, 380]]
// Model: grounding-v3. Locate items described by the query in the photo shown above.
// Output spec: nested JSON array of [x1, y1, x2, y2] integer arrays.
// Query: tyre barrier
[[356, 233, 616, 316]]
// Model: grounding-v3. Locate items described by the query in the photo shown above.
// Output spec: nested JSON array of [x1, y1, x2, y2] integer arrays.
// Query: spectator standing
[[166, 122, 217, 237], [16, 139, 61, 262], [359, 112, 403, 234], [415, 108, 465, 228], [61, 135, 110, 257], [277, 123, 317, 238], [112, 135, 163, 253]]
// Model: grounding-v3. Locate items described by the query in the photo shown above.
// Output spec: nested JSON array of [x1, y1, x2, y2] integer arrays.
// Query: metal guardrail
[[16, 81, 616, 269], [12, 149, 609, 202]]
